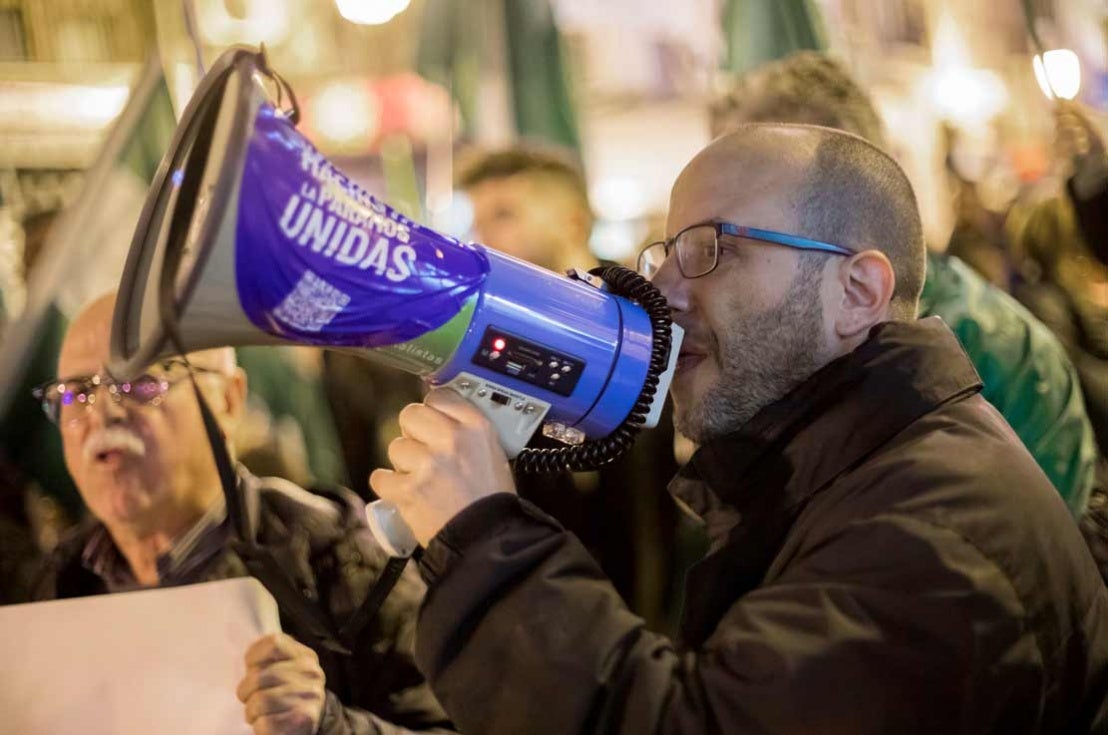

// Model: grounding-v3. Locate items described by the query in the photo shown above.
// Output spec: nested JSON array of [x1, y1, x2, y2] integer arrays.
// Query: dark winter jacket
[[414, 318, 1108, 734], [35, 469, 451, 735]]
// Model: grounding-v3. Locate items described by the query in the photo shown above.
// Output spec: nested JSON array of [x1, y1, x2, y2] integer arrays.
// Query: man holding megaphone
[[99, 48, 1106, 732], [371, 125, 1108, 733]]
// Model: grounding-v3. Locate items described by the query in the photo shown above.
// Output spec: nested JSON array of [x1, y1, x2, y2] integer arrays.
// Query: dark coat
[[35, 470, 451, 735], [414, 318, 1108, 734]]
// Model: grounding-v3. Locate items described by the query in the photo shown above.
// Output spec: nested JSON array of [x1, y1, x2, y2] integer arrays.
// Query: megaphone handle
[[366, 378, 548, 556], [366, 499, 419, 559]]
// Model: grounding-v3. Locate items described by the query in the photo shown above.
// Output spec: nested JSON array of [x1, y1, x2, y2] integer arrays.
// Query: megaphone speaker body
[[113, 50, 675, 460]]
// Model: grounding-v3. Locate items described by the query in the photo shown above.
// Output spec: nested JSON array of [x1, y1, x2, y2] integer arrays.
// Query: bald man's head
[[55, 292, 245, 539], [679, 124, 924, 319], [658, 124, 924, 441], [795, 128, 925, 318], [58, 293, 237, 380]]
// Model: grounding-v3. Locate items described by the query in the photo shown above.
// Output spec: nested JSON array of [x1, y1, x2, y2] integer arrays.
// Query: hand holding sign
[[237, 633, 327, 735]]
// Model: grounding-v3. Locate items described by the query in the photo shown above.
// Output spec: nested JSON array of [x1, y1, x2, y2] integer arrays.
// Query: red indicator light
[[492, 337, 507, 352]]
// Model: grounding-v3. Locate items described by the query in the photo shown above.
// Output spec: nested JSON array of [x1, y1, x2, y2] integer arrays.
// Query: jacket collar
[[670, 317, 982, 539]]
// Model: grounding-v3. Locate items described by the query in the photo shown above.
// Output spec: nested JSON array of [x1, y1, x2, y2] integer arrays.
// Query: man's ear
[[216, 367, 248, 436], [568, 207, 592, 253], [833, 249, 896, 339]]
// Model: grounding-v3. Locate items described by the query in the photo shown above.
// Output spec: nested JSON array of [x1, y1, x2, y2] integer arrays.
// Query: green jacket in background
[[919, 252, 1098, 515]]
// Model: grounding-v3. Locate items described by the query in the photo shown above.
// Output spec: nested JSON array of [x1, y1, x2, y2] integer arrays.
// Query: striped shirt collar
[[81, 494, 229, 592]]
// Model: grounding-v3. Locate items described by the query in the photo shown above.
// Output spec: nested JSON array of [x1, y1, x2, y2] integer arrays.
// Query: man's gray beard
[[675, 262, 828, 444]]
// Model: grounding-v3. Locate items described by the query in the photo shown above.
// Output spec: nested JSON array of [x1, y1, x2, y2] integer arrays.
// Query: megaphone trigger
[[440, 373, 552, 459]]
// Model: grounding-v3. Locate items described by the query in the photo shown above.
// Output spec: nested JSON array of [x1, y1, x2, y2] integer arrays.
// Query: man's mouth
[[93, 448, 127, 468], [675, 349, 706, 375], [83, 427, 146, 467]]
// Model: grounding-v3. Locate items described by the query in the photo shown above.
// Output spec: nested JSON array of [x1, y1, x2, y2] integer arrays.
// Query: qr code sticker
[[273, 270, 351, 332]]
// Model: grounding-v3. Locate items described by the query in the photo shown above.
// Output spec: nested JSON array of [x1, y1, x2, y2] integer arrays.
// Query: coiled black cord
[[514, 265, 673, 474]]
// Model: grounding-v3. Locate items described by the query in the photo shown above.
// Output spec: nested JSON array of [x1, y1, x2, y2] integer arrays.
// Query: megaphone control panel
[[471, 326, 585, 398]]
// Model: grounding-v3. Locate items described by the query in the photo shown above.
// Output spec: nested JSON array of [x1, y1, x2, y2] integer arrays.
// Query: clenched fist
[[237, 633, 326, 735], [370, 387, 516, 546]]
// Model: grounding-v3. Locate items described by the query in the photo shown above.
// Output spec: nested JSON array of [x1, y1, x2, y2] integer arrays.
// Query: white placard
[[0, 577, 281, 735]]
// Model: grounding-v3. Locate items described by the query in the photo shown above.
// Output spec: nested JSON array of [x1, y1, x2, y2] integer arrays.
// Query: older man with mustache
[[32, 293, 450, 735]]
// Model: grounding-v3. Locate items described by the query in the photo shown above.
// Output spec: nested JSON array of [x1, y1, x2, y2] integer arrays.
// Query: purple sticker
[[234, 106, 489, 347]]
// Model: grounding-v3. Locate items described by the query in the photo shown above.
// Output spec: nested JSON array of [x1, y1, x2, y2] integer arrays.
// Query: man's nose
[[651, 257, 688, 314], [87, 385, 128, 426]]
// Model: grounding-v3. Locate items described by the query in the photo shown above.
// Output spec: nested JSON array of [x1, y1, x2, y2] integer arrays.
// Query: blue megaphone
[[110, 48, 681, 557]]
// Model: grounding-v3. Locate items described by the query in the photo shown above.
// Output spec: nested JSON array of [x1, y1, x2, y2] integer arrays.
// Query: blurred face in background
[[465, 173, 593, 272], [55, 295, 245, 537]]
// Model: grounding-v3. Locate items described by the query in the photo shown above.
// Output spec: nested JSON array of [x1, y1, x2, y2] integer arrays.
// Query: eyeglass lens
[[41, 373, 171, 425], [639, 224, 719, 280]]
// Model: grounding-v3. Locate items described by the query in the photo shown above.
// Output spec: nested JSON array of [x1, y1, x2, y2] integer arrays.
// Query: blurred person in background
[[0, 209, 349, 605], [1016, 196, 1108, 453], [1015, 100, 1108, 581], [708, 50, 1100, 518], [1015, 188, 1108, 582], [456, 147, 594, 273], [1056, 102, 1108, 268], [33, 293, 450, 735], [0, 208, 82, 604]]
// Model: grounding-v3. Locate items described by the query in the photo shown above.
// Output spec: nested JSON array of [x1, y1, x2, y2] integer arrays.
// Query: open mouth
[[676, 351, 705, 374], [84, 427, 145, 467], [93, 448, 127, 466]]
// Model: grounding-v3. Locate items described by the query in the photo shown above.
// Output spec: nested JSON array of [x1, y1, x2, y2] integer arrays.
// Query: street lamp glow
[[926, 67, 1009, 128], [335, 0, 411, 25], [591, 176, 648, 222], [197, 0, 290, 45], [312, 81, 379, 146], [926, 10, 1008, 128], [1033, 49, 1082, 101]]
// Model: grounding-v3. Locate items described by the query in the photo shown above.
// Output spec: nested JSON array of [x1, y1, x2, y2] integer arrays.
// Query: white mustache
[[83, 426, 146, 463]]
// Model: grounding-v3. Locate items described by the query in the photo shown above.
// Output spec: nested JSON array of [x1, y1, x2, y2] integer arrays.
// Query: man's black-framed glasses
[[32, 359, 220, 427], [637, 222, 855, 280]]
